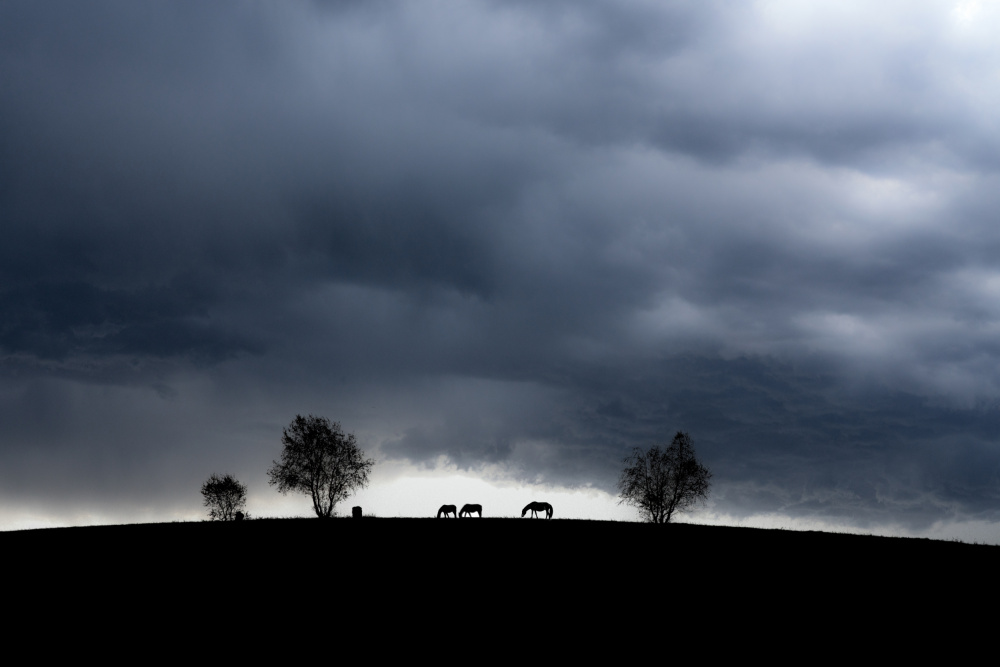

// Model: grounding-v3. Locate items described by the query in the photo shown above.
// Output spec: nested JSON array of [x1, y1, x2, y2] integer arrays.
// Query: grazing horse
[[437, 504, 457, 518], [459, 504, 482, 518], [521, 501, 553, 519]]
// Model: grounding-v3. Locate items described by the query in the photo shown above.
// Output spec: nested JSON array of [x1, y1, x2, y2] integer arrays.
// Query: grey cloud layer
[[3, 1, 1000, 530]]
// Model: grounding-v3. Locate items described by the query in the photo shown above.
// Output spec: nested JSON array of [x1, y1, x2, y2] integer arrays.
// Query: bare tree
[[618, 432, 711, 524], [201, 473, 248, 521], [267, 415, 375, 518]]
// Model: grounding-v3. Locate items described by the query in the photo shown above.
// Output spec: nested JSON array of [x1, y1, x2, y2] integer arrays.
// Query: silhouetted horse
[[521, 501, 553, 519], [459, 504, 482, 518], [437, 504, 457, 518]]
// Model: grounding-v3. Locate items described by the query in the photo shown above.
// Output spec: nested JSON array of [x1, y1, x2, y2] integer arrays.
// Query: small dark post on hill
[[268, 415, 375, 518], [618, 431, 711, 524], [352, 506, 362, 518]]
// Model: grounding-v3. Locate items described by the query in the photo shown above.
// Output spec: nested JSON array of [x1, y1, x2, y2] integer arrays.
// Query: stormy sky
[[4, 1, 1000, 538]]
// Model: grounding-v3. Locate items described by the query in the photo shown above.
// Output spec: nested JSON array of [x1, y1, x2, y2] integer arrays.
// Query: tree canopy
[[618, 431, 712, 524], [201, 473, 248, 521], [267, 415, 374, 518]]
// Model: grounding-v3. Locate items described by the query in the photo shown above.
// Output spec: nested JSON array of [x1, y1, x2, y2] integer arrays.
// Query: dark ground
[[4, 518, 989, 645]]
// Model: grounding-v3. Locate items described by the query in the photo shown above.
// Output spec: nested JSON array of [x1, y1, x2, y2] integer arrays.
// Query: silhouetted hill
[[5, 518, 991, 640]]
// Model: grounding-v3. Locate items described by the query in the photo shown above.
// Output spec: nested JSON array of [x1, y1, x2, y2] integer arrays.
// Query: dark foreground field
[[6, 517, 994, 588], [5, 518, 993, 640]]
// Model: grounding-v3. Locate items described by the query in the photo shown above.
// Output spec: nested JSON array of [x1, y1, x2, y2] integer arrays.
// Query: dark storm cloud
[[3, 1, 1000, 533], [0, 276, 260, 363]]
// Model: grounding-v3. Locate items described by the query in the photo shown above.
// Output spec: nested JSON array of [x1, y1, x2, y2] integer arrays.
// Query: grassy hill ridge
[[5, 518, 989, 633]]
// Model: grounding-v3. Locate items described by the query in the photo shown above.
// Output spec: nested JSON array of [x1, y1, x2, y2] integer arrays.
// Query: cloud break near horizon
[[3, 1, 1000, 541]]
